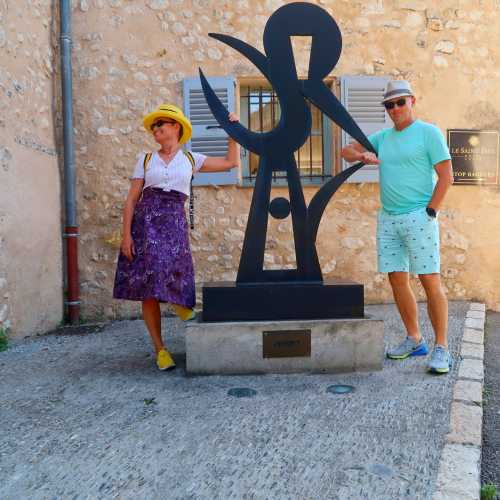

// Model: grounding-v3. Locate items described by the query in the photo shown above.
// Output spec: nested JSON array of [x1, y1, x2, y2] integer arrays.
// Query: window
[[183, 75, 390, 185], [239, 82, 333, 185]]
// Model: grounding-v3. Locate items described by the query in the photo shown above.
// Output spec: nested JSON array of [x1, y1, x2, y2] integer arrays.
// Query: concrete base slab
[[185, 316, 384, 375]]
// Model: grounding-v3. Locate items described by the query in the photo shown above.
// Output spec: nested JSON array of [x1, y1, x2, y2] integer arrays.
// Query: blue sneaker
[[386, 337, 429, 360], [427, 346, 452, 374]]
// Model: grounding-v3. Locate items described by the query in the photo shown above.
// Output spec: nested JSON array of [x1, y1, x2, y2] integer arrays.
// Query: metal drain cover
[[227, 387, 257, 398], [326, 384, 355, 394]]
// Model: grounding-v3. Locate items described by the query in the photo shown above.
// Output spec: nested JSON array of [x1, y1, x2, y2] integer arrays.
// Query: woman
[[113, 103, 239, 370]]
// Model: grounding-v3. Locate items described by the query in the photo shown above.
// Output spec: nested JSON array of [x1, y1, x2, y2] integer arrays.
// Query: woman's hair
[[177, 123, 183, 141]]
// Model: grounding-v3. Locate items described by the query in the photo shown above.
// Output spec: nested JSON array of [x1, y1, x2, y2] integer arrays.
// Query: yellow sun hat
[[142, 103, 193, 145]]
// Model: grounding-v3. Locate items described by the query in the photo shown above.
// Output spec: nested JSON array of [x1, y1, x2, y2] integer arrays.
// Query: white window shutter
[[340, 75, 390, 183], [183, 76, 238, 186]]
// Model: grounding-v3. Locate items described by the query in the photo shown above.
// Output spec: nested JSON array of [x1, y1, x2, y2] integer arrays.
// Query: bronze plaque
[[448, 129, 499, 185], [262, 330, 311, 358]]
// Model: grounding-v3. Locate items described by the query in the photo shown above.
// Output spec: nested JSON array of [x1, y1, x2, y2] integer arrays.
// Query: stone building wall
[[4, 0, 500, 338], [70, 0, 500, 320], [0, 0, 63, 338]]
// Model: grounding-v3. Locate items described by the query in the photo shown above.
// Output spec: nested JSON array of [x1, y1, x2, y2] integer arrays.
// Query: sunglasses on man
[[151, 119, 177, 131], [384, 98, 408, 110]]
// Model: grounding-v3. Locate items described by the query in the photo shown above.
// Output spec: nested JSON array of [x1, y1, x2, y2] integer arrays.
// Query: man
[[341, 80, 454, 374]]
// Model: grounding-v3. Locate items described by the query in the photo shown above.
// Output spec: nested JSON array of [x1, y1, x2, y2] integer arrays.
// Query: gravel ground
[[0, 302, 468, 500], [482, 311, 500, 497]]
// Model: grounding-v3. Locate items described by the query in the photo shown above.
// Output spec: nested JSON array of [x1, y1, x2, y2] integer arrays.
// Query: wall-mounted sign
[[447, 129, 499, 185]]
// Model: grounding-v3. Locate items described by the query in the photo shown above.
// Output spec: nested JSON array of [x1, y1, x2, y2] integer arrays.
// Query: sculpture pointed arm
[[209, 33, 271, 82], [302, 80, 376, 154], [302, 79, 377, 242], [199, 69, 264, 154], [307, 162, 365, 244]]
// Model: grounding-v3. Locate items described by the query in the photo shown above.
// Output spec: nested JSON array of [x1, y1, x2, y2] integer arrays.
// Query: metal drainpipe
[[60, 0, 80, 324]]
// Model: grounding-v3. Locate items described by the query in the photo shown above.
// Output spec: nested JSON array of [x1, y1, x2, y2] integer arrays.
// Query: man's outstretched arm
[[341, 142, 380, 165]]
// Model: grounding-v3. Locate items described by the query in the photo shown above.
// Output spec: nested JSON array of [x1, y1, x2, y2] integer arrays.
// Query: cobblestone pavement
[[482, 312, 500, 496], [0, 302, 468, 500]]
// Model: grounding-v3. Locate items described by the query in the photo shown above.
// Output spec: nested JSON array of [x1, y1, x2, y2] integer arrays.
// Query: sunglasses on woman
[[384, 98, 408, 110], [151, 119, 177, 131]]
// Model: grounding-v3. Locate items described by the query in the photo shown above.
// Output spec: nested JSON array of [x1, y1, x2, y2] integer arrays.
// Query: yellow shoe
[[171, 304, 196, 321], [156, 349, 176, 371]]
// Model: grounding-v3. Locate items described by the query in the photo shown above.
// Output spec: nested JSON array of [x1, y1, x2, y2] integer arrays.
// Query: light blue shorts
[[376, 207, 440, 274]]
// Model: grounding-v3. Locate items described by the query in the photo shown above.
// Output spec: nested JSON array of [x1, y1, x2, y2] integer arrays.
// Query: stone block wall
[[69, 0, 500, 320], [3, 0, 500, 336]]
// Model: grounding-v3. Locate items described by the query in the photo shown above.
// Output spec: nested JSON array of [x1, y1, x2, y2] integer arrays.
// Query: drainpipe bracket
[[65, 300, 82, 306]]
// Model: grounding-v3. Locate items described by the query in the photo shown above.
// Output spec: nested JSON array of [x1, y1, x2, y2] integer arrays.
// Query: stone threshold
[[433, 302, 485, 500]]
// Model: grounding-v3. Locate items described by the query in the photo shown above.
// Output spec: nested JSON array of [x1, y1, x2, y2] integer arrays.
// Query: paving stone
[[453, 380, 482, 405], [460, 342, 484, 360], [447, 402, 482, 446], [433, 443, 480, 500], [458, 358, 484, 381], [469, 303, 486, 312], [462, 328, 484, 345], [466, 309, 485, 321], [465, 317, 484, 330]]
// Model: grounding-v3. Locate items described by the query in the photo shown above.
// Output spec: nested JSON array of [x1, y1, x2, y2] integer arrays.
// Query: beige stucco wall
[[0, 0, 63, 338], [4, 0, 500, 337]]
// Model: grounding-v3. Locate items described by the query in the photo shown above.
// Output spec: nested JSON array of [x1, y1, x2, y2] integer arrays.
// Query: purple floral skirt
[[113, 188, 195, 307]]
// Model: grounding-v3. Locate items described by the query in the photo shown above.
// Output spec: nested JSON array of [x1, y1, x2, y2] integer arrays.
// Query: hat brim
[[381, 91, 414, 104], [143, 110, 193, 145]]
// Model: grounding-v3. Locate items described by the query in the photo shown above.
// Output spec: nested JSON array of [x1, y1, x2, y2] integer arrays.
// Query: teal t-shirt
[[369, 120, 451, 215]]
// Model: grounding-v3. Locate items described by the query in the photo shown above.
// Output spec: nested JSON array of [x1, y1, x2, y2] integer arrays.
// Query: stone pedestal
[[185, 316, 384, 375]]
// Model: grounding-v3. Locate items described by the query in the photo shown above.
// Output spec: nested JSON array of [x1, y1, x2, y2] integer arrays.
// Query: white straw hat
[[382, 80, 414, 103]]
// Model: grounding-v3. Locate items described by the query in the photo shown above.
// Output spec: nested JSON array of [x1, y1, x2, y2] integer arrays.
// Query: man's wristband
[[426, 207, 437, 218]]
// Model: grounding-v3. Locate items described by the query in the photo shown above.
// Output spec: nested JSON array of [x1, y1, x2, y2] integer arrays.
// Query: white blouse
[[131, 150, 207, 196]]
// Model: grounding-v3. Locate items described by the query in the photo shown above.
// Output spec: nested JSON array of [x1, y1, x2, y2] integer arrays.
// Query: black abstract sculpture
[[200, 2, 377, 322]]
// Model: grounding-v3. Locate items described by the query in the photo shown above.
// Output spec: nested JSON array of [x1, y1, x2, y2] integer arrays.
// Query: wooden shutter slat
[[340, 75, 391, 182], [183, 76, 238, 185]]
